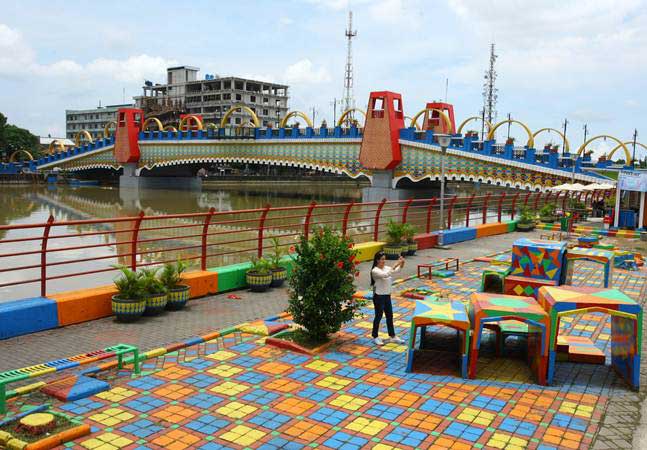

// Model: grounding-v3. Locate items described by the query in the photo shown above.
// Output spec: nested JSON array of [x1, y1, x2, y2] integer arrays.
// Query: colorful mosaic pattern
[[538, 286, 643, 389], [564, 247, 615, 288], [511, 238, 567, 282], [54, 146, 120, 172]]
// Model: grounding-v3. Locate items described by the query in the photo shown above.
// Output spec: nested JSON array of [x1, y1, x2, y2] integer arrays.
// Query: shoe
[[373, 337, 384, 346], [390, 336, 405, 344]]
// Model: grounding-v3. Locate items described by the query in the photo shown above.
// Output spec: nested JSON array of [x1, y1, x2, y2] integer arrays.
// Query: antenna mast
[[342, 11, 357, 125], [482, 43, 498, 129]]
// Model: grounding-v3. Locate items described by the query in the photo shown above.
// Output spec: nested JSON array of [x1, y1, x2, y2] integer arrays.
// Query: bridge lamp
[[436, 134, 452, 231]]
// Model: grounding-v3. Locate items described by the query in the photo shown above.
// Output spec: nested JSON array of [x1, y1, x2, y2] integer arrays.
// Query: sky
[[1, 0, 646, 158]]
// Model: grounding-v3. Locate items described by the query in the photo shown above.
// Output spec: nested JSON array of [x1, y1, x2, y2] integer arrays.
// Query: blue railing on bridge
[[137, 125, 363, 141], [0, 136, 116, 175]]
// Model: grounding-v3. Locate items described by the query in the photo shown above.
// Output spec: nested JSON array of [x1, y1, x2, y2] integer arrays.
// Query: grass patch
[[0, 413, 77, 443], [274, 329, 330, 349]]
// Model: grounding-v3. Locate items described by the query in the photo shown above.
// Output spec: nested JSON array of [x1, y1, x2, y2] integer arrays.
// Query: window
[[235, 81, 244, 90], [223, 93, 231, 100], [235, 117, 241, 124], [235, 94, 242, 101], [263, 109, 268, 116], [250, 95, 256, 103], [215, 94, 221, 100], [263, 98, 268, 104]]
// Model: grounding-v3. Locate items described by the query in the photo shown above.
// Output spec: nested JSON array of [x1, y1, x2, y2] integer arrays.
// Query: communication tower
[[482, 43, 498, 128], [342, 11, 357, 125]]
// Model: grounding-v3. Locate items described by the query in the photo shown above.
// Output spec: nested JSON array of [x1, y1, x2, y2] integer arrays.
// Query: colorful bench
[[417, 258, 459, 279], [563, 247, 614, 288], [468, 293, 550, 385], [406, 299, 471, 377], [0, 344, 140, 414], [537, 286, 642, 389]]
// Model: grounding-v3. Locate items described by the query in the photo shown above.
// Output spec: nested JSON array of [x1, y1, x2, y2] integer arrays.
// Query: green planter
[[270, 267, 287, 287], [246, 271, 272, 292], [516, 222, 535, 232], [540, 216, 556, 224], [384, 244, 403, 260], [166, 285, 190, 311], [407, 241, 417, 256], [111, 295, 146, 322], [144, 293, 168, 316]]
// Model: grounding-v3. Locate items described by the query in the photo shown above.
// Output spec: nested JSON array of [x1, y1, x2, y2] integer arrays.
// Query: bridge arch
[[608, 141, 647, 161], [404, 116, 421, 130], [486, 119, 534, 148], [220, 104, 260, 128], [410, 108, 454, 133], [9, 149, 34, 162], [103, 121, 117, 139], [336, 108, 366, 127], [532, 127, 570, 153], [457, 116, 492, 135], [48, 140, 66, 154], [163, 125, 177, 132], [74, 130, 94, 147], [577, 135, 631, 164], [280, 111, 314, 128], [179, 115, 204, 131], [142, 117, 164, 132]]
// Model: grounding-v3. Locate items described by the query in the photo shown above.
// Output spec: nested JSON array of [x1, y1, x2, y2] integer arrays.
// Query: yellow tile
[[305, 360, 338, 372], [316, 376, 351, 390], [216, 401, 257, 419], [329, 394, 368, 411], [208, 364, 243, 377], [205, 350, 236, 361], [210, 381, 249, 396]]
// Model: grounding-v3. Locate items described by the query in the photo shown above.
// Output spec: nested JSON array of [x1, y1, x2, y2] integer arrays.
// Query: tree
[[0, 112, 40, 160]]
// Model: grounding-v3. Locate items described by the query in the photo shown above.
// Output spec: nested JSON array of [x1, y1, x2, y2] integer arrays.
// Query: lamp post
[[436, 134, 452, 231], [571, 153, 577, 184]]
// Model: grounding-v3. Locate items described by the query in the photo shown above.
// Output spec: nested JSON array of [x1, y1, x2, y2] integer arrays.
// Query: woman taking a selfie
[[369, 251, 405, 346]]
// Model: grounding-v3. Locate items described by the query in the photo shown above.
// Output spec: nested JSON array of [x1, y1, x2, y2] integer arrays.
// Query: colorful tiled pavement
[[5, 255, 647, 449]]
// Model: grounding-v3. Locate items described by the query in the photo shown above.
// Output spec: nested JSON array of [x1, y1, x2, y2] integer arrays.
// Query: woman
[[370, 251, 405, 346]]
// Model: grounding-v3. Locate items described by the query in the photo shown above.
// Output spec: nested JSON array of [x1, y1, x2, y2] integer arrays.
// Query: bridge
[[2, 91, 635, 191]]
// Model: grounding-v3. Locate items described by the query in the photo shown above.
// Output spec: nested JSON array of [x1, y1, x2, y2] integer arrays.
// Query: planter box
[[438, 227, 476, 245], [475, 223, 508, 238], [413, 233, 439, 250]]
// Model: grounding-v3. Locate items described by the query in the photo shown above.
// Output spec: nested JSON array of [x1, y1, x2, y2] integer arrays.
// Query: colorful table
[[406, 299, 470, 377], [480, 265, 511, 294], [563, 247, 614, 288], [511, 238, 567, 282], [577, 235, 600, 248], [537, 286, 642, 389], [468, 293, 550, 385]]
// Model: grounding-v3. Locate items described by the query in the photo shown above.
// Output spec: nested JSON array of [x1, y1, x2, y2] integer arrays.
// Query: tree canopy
[[0, 113, 40, 160]]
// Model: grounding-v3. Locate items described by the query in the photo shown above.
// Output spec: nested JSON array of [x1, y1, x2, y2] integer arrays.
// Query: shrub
[[248, 256, 271, 275], [401, 223, 417, 243], [159, 260, 188, 290], [385, 220, 404, 245], [139, 267, 167, 296], [269, 237, 286, 269], [517, 205, 535, 225], [113, 266, 143, 300], [287, 226, 363, 341], [539, 203, 556, 218]]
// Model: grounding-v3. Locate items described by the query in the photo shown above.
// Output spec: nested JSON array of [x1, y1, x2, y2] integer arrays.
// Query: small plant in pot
[[516, 205, 536, 231], [160, 260, 190, 310], [246, 256, 273, 292], [139, 267, 168, 315], [539, 203, 557, 223], [112, 266, 146, 322], [401, 222, 418, 256], [269, 237, 288, 287], [384, 220, 405, 260]]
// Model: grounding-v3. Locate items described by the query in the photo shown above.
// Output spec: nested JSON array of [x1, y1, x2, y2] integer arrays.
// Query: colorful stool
[[538, 285, 642, 389], [468, 293, 550, 385], [481, 265, 512, 294], [406, 299, 471, 377], [577, 235, 599, 248]]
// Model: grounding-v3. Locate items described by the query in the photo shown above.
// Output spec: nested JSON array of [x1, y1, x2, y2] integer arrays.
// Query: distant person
[[197, 167, 208, 178], [370, 251, 405, 346]]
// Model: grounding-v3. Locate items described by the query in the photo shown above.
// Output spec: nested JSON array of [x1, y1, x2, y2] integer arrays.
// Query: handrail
[[0, 191, 605, 297]]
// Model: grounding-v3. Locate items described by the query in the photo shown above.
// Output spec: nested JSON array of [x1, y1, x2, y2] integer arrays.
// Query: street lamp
[[571, 153, 577, 183], [436, 134, 452, 231]]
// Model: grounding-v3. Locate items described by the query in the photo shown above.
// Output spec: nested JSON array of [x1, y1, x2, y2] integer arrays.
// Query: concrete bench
[[438, 227, 476, 245]]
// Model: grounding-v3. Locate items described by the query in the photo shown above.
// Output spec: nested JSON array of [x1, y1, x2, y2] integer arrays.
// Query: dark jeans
[[372, 294, 395, 338]]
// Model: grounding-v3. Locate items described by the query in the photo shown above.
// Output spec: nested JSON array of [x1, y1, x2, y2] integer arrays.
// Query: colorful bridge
[[2, 91, 633, 190]]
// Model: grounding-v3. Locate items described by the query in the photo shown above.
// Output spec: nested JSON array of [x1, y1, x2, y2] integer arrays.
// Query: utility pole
[[583, 124, 588, 145], [482, 43, 498, 128], [506, 113, 511, 140], [330, 98, 338, 126], [342, 11, 357, 126], [562, 118, 568, 156], [632, 129, 638, 167], [480, 109, 485, 141]]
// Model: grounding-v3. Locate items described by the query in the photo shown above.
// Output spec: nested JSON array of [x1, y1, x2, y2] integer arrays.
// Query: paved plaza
[[2, 232, 647, 449]]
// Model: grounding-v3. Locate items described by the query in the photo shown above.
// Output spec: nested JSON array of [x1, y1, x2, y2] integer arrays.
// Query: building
[[134, 66, 289, 128], [65, 104, 133, 141]]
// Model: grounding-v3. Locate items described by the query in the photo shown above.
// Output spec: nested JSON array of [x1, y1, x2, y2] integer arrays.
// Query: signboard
[[618, 171, 647, 192]]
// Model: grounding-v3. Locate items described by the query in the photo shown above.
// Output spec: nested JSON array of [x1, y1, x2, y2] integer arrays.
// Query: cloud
[[279, 17, 294, 26], [284, 59, 331, 84]]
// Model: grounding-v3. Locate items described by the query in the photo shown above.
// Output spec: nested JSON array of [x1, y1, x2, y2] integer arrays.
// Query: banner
[[618, 171, 647, 192]]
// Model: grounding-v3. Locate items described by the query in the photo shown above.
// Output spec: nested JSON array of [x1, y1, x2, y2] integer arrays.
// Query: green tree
[[0, 112, 40, 160]]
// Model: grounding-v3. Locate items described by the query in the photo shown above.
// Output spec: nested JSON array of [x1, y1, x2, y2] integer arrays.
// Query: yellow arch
[[103, 121, 117, 139], [179, 115, 204, 131], [48, 140, 65, 154], [410, 108, 454, 134], [486, 119, 535, 148], [405, 116, 421, 130], [163, 125, 177, 132], [220, 104, 260, 128], [9, 149, 34, 162], [74, 130, 94, 147], [142, 117, 164, 132], [576, 135, 631, 164], [280, 111, 314, 128], [336, 108, 367, 127], [532, 127, 570, 153], [608, 141, 647, 161], [457, 116, 493, 135], [204, 122, 219, 131]]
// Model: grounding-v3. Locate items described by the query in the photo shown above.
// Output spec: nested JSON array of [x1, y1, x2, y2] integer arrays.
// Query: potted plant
[[246, 256, 273, 292], [160, 260, 190, 310], [516, 205, 536, 231], [401, 223, 418, 256], [139, 267, 168, 315], [269, 237, 288, 287], [539, 203, 557, 223], [384, 220, 405, 260], [112, 266, 146, 322], [506, 137, 515, 146]]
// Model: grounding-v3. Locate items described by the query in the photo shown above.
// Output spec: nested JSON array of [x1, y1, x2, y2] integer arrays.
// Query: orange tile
[[284, 420, 329, 441], [156, 366, 193, 380], [350, 358, 383, 370], [257, 362, 292, 375], [402, 411, 442, 432], [275, 397, 316, 415], [265, 378, 302, 393], [153, 384, 195, 400], [364, 373, 399, 387], [383, 390, 419, 408]]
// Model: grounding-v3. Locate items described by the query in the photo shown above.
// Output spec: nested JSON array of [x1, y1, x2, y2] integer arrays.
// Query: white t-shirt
[[371, 265, 401, 295]]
